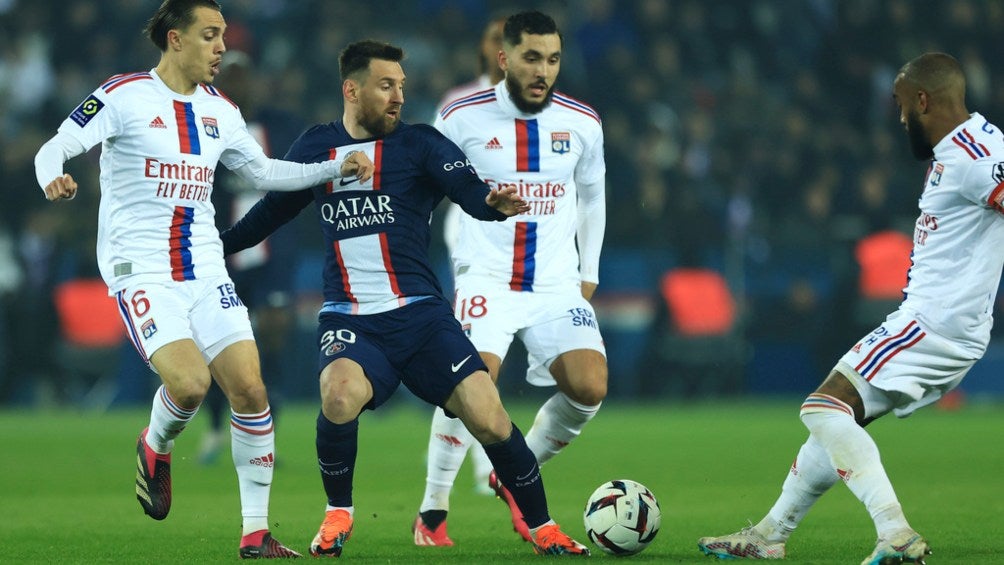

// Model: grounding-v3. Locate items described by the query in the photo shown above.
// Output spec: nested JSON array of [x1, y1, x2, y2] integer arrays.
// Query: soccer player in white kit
[[699, 52, 1004, 564], [434, 16, 506, 265], [33, 0, 371, 558], [413, 10, 608, 546]]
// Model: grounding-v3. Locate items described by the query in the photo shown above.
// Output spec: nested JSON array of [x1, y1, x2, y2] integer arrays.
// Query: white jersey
[[900, 112, 1004, 352], [434, 74, 496, 254], [436, 80, 606, 292], [433, 74, 495, 119], [51, 69, 268, 292]]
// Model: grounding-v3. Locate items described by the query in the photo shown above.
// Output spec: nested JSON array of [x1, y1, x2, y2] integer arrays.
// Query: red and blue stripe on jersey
[[514, 118, 540, 172], [952, 128, 990, 160], [172, 100, 201, 155], [510, 221, 538, 291], [552, 92, 601, 123], [199, 83, 239, 109], [100, 72, 152, 93], [440, 88, 497, 119], [169, 206, 196, 281], [855, 319, 926, 380]]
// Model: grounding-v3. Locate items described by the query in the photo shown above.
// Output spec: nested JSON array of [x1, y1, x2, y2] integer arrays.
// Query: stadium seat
[[53, 278, 126, 408], [853, 230, 913, 328], [640, 268, 748, 397], [855, 230, 912, 300], [660, 268, 736, 336]]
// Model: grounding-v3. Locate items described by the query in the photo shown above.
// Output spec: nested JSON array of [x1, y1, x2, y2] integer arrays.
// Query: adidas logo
[[546, 436, 570, 448], [149, 116, 167, 129], [249, 452, 275, 468], [484, 137, 503, 150], [435, 433, 464, 448]]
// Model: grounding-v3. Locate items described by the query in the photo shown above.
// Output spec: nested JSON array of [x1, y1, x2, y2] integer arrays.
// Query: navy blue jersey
[[222, 120, 505, 314]]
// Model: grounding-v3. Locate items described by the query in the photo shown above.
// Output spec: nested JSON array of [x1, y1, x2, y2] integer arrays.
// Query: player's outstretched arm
[[486, 185, 530, 217], [35, 130, 89, 201], [232, 152, 373, 192]]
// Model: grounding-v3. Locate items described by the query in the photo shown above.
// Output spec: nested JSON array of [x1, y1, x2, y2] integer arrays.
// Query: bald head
[[893, 52, 971, 160], [897, 52, 966, 104]]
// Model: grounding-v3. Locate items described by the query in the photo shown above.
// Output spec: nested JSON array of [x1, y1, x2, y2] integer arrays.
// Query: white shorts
[[453, 273, 606, 386], [115, 275, 254, 367], [835, 310, 976, 418]]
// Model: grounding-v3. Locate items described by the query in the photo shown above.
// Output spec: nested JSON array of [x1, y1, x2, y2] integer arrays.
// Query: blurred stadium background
[[3, 0, 1004, 409]]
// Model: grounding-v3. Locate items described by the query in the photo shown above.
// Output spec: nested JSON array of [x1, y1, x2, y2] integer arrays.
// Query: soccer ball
[[582, 479, 661, 556]]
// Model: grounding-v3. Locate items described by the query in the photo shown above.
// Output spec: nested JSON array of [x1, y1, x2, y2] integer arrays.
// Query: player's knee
[[319, 370, 368, 423], [464, 407, 512, 444], [580, 377, 608, 406], [566, 367, 608, 406], [224, 380, 268, 412], [167, 377, 210, 409]]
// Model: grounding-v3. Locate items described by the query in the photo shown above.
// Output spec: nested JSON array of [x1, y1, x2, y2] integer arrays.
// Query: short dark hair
[[503, 10, 562, 48], [145, 0, 222, 51], [339, 40, 405, 82]]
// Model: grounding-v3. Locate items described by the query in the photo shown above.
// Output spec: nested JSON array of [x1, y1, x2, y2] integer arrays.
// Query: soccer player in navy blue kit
[[221, 40, 590, 557]]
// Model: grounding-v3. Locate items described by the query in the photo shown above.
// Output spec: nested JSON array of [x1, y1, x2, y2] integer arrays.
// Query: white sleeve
[[576, 175, 606, 284], [960, 156, 1004, 210], [441, 202, 462, 255], [34, 130, 89, 191], [575, 127, 607, 284], [433, 111, 447, 133], [230, 153, 346, 192], [35, 89, 121, 193]]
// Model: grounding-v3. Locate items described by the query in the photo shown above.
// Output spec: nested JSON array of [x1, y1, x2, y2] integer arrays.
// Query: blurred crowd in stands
[[3, 0, 1004, 405]]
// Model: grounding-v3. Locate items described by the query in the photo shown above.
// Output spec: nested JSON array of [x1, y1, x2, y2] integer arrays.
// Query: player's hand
[[43, 174, 78, 201], [340, 151, 374, 183], [581, 281, 597, 301], [486, 185, 530, 216]]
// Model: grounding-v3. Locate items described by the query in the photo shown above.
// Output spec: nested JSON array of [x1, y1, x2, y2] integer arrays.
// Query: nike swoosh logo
[[451, 355, 472, 373], [516, 463, 539, 481], [338, 177, 358, 186]]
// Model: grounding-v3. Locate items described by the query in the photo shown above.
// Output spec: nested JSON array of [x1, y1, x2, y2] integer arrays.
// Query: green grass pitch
[[2, 398, 1002, 563]]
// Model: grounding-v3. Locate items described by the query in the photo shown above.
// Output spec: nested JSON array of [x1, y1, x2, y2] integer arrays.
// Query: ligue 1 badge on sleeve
[[202, 117, 220, 139], [71, 94, 105, 127]]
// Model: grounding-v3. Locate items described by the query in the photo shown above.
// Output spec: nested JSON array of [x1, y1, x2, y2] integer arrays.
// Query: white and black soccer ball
[[583, 479, 661, 556]]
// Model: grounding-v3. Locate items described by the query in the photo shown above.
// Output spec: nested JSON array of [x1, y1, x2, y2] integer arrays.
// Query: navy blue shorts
[[315, 297, 487, 410]]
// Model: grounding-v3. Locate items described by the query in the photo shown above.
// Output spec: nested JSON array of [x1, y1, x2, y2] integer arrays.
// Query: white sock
[[757, 435, 839, 543], [231, 406, 274, 535], [146, 385, 198, 453], [470, 443, 493, 486], [800, 393, 910, 537], [325, 505, 354, 516], [525, 392, 600, 465], [419, 407, 473, 512]]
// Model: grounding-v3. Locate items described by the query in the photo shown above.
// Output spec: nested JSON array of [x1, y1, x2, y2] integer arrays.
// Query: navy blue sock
[[316, 411, 358, 507], [481, 423, 549, 528]]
